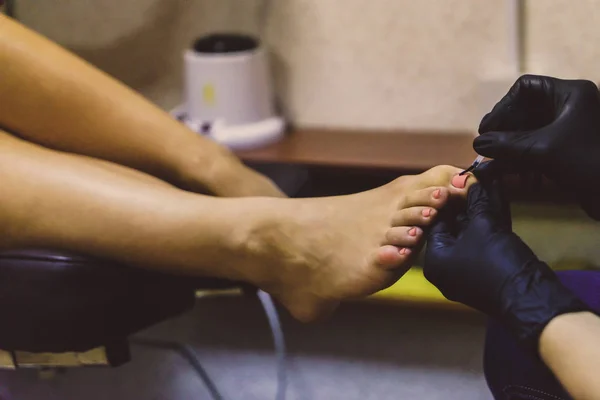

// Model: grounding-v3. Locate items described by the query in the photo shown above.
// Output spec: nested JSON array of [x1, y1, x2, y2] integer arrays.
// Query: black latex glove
[[474, 74, 600, 219], [424, 182, 589, 350]]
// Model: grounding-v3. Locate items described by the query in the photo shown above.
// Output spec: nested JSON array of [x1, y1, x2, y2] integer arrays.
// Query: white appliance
[[173, 33, 285, 150]]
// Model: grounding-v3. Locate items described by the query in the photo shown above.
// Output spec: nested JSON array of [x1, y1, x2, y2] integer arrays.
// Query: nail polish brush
[[459, 155, 485, 176]]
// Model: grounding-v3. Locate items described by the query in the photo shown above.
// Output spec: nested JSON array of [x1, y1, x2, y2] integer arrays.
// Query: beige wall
[[15, 0, 600, 131], [526, 0, 600, 80], [16, 0, 515, 132]]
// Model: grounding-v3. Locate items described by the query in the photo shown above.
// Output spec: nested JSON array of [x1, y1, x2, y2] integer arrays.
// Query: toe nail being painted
[[451, 174, 469, 189]]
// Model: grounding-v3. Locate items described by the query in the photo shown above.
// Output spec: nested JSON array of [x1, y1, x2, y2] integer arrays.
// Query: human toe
[[376, 245, 412, 269], [385, 226, 422, 247], [401, 186, 449, 209], [391, 206, 437, 227]]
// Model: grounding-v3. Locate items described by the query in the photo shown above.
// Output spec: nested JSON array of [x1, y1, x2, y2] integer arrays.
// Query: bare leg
[[0, 132, 251, 276], [0, 129, 474, 321], [0, 15, 283, 198]]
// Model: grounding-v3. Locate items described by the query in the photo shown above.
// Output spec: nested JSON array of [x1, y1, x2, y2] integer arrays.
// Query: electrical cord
[[130, 337, 224, 400], [257, 289, 288, 400], [132, 289, 287, 400]]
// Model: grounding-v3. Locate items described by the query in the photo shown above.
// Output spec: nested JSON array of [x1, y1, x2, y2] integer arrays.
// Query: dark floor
[[0, 296, 491, 400]]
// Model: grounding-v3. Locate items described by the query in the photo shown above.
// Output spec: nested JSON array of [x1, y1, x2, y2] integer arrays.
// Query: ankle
[[223, 198, 291, 287]]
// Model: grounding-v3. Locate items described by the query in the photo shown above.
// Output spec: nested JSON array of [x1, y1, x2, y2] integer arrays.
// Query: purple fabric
[[484, 270, 600, 400], [556, 270, 600, 312]]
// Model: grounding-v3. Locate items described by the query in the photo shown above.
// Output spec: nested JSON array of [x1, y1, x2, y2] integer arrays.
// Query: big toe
[[451, 174, 470, 189], [418, 165, 464, 188], [417, 165, 478, 198], [449, 172, 477, 197]]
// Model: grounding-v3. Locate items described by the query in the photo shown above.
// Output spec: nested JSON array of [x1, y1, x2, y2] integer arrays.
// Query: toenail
[[408, 227, 417, 236], [433, 189, 441, 199], [422, 208, 432, 217], [451, 174, 469, 189], [399, 248, 412, 256]]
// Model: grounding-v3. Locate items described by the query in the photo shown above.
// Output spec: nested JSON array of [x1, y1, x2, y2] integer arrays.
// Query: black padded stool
[[0, 249, 240, 368]]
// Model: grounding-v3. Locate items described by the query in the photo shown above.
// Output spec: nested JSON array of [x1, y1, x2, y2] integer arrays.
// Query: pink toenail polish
[[451, 174, 469, 189], [408, 227, 417, 236], [433, 189, 441, 199], [422, 208, 432, 217]]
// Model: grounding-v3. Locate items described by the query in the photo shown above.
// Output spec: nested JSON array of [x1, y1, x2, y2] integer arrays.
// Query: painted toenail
[[399, 248, 412, 256], [433, 189, 441, 199], [422, 208, 432, 217], [451, 174, 469, 189], [408, 227, 417, 236]]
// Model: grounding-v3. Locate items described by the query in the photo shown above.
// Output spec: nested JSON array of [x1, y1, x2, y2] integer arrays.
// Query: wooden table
[[237, 128, 478, 171], [237, 128, 571, 203]]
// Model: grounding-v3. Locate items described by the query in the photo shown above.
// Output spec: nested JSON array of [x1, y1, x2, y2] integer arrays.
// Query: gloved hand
[[423, 181, 589, 350], [474, 74, 600, 219]]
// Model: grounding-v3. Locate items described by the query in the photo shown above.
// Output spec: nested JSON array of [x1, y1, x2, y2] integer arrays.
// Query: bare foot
[[244, 165, 476, 322]]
